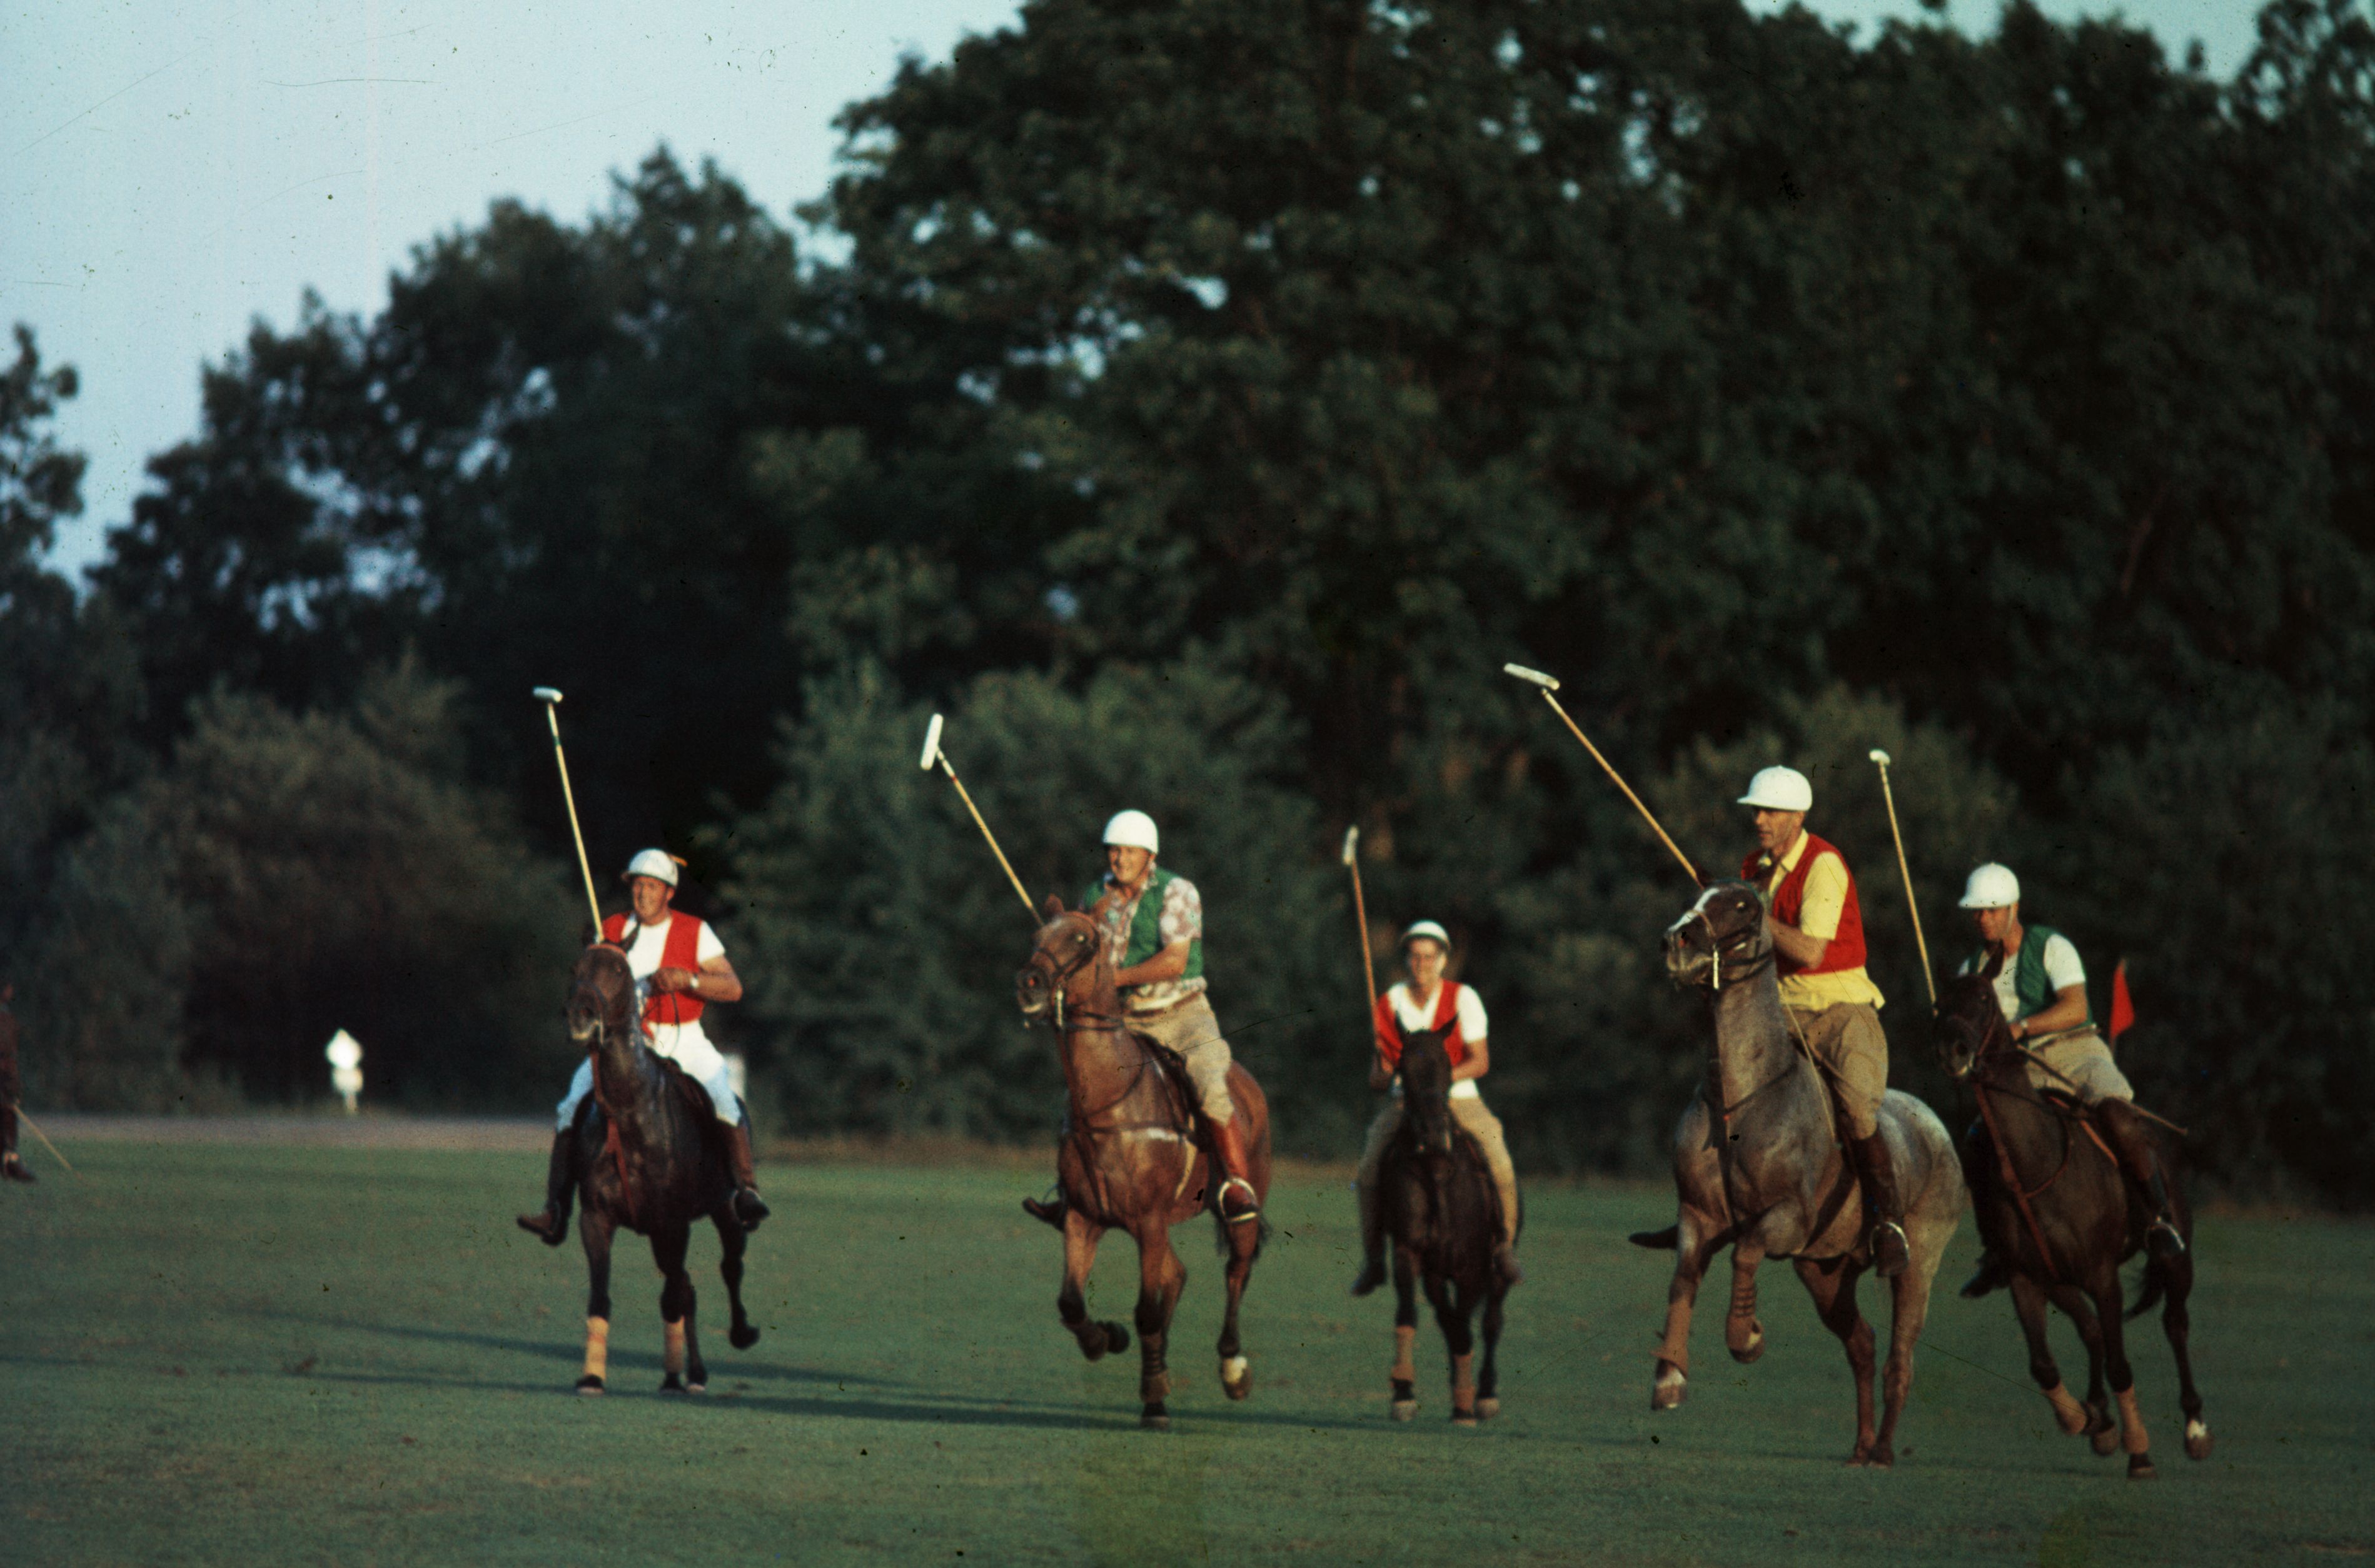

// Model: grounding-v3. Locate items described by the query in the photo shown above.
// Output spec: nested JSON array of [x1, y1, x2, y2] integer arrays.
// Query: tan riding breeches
[[1788, 1002, 1888, 1140], [1126, 994, 1239, 1123], [2024, 1028, 2134, 1104], [1356, 1095, 1521, 1247]]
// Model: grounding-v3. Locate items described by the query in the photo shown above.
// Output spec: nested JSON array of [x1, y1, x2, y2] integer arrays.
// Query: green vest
[[1084, 867, 1205, 982], [1970, 924, 2090, 1026]]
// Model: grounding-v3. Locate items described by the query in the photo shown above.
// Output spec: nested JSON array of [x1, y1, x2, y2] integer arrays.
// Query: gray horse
[[1635, 881, 1964, 1466]]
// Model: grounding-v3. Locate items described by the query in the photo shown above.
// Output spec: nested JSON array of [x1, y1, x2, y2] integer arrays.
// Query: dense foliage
[[5, 0, 2371, 1200]]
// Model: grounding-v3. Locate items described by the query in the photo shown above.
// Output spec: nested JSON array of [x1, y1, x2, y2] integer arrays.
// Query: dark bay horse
[[1934, 963, 2210, 1478], [562, 943, 758, 1394], [1015, 898, 1273, 1430], [1379, 1027, 1513, 1425], [1635, 882, 1964, 1465]]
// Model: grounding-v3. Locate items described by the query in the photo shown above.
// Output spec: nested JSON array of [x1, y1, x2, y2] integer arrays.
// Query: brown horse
[[1014, 897, 1273, 1430], [1379, 1025, 1513, 1425], [1635, 882, 1964, 1465], [561, 943, 758, 1394], [1934, 962, 2211, 1478]]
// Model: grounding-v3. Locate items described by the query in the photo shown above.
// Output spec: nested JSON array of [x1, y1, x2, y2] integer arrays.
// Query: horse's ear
[[1039, 893, 1067, 923]]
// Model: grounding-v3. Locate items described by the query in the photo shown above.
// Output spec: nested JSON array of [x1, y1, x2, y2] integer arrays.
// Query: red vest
[[1373, 982, 1468, 1070], [602, 911, 708, 1029], [1741, 833, 1867, 977]]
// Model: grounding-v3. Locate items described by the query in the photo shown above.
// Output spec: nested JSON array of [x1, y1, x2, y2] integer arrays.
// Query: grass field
[[2, 1138, 2370, 1567]]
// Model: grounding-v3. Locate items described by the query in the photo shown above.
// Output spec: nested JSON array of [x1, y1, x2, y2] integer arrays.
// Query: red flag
[[2108, 958, 2135, 1042]]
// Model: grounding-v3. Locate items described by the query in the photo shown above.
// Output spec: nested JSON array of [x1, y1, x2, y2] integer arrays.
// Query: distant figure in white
[[517, 849, 765, 1246], [325, 1030, 363, 1114]]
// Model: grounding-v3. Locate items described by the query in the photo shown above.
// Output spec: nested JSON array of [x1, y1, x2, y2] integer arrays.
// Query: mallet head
[[1341, 825, 1359, 866], [533, 686, 564, 705], [1503, 663, 1560, 691], [1868, 748, 1892, 766], [920, 713, 945, 771]]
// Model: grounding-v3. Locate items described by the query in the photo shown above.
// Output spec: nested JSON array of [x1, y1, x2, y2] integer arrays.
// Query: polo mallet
[[1341, 825, 1378, 1008], [1503, 663, 1702, 885], [1868, 748, 1937, 1006], [533, 687, 603, 932], [6, 1101, 73, 1173], [919, 714, 1037, 918]]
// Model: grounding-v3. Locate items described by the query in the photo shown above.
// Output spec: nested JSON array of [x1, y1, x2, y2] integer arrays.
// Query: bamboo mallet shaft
[[1868, 749, 1938, 1008], [920, 715, 1037, 918], [1504, 665, 1702, 886], [534, 688, 604, 933]]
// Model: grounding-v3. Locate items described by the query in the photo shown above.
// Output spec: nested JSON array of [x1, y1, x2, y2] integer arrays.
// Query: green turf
[[1, 1143, 2368, 1566]]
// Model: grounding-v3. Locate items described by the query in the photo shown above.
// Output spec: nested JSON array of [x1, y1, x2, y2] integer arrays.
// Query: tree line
[[4, 0, 2370, 1202]]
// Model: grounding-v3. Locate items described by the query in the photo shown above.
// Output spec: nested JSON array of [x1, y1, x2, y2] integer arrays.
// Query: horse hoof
[[576, 1377, 605, 1396], [1141, 1406, 1171, 1432], [729, 1324, 759, 1351], [1219, 1355, 1251, 1400], [1390, 1399, 1417, 1422], [1650, 1364, 1687, 1411], [1475, 1398, 1500, 1421], [687, 1380, 707, 1395], [660, 1375, 686, 1395], [2185, 1420, 2212, 1461], [2090, 1424, 2121, 1457], [1105, 1323, 1131, 1355], [1728, 1335, 1764, 1366], [1451, 1410, 1478, 1428], [2128, 1454, 2158, 1481]]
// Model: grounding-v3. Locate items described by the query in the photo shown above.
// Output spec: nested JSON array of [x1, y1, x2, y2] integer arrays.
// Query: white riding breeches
[[555, 1021, 740, 1131]]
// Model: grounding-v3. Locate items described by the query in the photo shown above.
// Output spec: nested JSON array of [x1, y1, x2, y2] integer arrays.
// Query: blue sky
[[3, 0, 2264, 576]]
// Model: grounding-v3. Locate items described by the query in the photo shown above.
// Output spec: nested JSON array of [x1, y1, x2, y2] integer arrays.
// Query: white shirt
[[1957, 933, 2084, 1024], [1384, 980, 1489, 1100], [619, 915, 727, 1058]]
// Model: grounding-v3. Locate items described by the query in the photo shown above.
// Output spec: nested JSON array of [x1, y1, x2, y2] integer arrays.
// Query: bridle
[[1020, 915, 1127, 1035], [1937, 990, 2093, 1285], [1676, 903, 1776, 993]]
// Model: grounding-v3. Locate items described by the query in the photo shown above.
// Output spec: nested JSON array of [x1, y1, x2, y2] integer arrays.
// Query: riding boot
[[725, 1115, 770, 1231], [1850, 1132, 1911, 1279], [2098, 1101, 2185, 1260], [1957, 1119, 2003, 1297], [1206, 1116, 1261, 1224], [1022, 1189, 1068, 1229], [1348, 1177, 1386, 1296], [515, 1130, 574, 1245]]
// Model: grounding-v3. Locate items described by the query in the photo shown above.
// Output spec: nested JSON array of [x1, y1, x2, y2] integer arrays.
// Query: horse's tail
[[1629, 1225, 1680, 1250], [2125, 1254, 2169, 1321]]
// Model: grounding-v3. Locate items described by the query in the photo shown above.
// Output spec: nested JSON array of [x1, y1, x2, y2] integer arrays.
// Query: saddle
[[1123, 1031, 1206, 1144]]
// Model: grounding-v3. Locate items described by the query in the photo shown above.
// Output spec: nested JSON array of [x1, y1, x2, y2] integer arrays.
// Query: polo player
[[1953, 862, 2185, 1298], [1023, 811, 1261, 1227], [1, 984, 31, 1185], [1740, 766, 1910, 1277], [518, 849, 765, 1243], [1348, 921, 1523, 1295]]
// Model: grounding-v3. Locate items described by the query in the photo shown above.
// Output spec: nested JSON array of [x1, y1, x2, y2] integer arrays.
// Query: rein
[[1959, 1014, 2083, 1285], [1027, 920, 1182, 1135]]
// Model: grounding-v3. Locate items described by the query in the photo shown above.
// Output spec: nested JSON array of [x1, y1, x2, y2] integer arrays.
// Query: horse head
[[1016, 895, 1109, 1027], [567, 942, 638, 1047], [1396, 1028, 1460, 1158], [1932, 952, 2010, 1083], [1664, 881, 1770, 988]]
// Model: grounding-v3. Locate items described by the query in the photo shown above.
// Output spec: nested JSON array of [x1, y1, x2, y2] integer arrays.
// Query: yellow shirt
[[1757, 830, 1885, 1013]]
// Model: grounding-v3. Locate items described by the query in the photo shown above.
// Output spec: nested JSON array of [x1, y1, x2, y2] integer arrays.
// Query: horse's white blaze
[[1222, 1355, 1248, 1382]]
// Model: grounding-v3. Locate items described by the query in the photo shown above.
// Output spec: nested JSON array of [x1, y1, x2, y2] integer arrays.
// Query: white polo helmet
[[622, 848, 680, 887], [1399, 920, 1453, 952], [1102, 810, 1160, 853], [1959, 863, 2021, 909], [1738, 765, 1813, 813]]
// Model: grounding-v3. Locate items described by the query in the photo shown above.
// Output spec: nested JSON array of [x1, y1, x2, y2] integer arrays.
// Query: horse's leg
[[2091, 1267, 2155, 1480], [1651, 1212, 1722, 1410], [712, 1205, 759, 1350], [577, 1209, 617, 1395], [1725, 1240, 1767, 1365], [2158, 1249, 2211, 1459], [1475, 1279, 1506, 1421], [1868, 1260, 1937, 1467], [2051, 1278, 2121, 1456], [1793, 1257, 1880, 1465], [1389, 1247, 1419, 1420], [1057, 1206, 1127, 1362], [1133, 1225, 1185, 1430], [653, 1224, 696, 1395], [1214, 1180, 1260, 1402], [2009, 1271, 2089, 1437], [1420, 1270, 1476, 1425]]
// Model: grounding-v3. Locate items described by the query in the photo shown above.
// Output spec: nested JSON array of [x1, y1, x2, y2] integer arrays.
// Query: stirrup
[[2146, 1216, 2187, 1259], [516, 1209, 567, 1247], [1216, 1175, 1261, 1224], [1870, 1220, 1911, 1278], [1022, 1187, 1067, 1229]]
